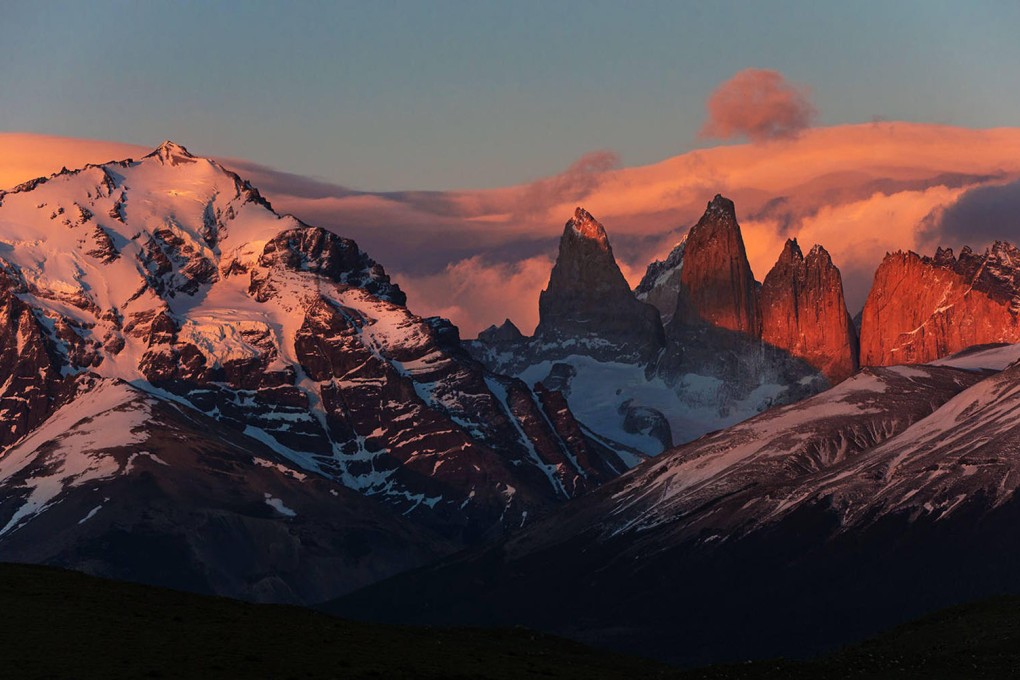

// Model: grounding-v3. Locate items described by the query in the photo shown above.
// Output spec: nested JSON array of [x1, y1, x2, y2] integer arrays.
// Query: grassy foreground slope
[[679, 596, 1020, 679], [4, 561, 1020, 679], [0, 563, 668, 679]]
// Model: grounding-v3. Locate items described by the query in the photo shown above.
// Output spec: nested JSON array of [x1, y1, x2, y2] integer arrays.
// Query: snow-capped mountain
[[333, 342, 1020, 665], [0, 142, 628, 586]]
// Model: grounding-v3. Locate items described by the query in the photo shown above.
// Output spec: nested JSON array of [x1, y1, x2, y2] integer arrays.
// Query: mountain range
[[4, 142, 1020, 666]]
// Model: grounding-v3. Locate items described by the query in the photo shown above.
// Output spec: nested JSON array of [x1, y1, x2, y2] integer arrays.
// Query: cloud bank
[[700, 69, 817, 142], [6, 123, 1020, 337], [920, 178, 1020, 249]]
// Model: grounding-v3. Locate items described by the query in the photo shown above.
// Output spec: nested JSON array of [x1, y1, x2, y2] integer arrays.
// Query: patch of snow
[[78, 505, 102, 525], [0, 380, 149, 536], [263, 493, 296, 517], [931, 343, 1020, 371], [252, 457, 308, 481]]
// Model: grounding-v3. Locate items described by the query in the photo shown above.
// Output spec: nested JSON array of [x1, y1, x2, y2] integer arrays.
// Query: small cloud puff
[[700, 69, 816, 142]]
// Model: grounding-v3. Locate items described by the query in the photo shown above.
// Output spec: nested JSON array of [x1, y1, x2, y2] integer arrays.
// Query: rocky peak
[[536, 209, 664, 361], [674, 194, 761, 336], [567, 207, 610, 250], [991, 240, 1020, 263], [251, 227, 406, 305], [761, 240, 859, 383], [933, 246, 956, 267], [477, 319, 524, 345], [144, 140, 197, 166], [977, 241, 1020, 306], [807, 243, 831, 263], [778, 237, 805, 266], [704, 193, 737, 221]]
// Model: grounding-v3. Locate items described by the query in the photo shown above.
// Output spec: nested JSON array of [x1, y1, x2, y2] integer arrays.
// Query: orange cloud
[[394, 256, 554, 337], [700, 69, 816, 142], [6, 125, 1020, 336], [0, 133, 147, 190]]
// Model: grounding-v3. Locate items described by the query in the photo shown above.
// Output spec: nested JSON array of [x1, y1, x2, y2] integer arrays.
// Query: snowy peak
[[143, 140, 197, 166], [566, 206, 610, 250], [0, 145, 623, 540], [252, 226, 405, 305]]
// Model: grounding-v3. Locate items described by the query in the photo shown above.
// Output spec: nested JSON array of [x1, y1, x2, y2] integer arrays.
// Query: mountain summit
[[674, 194, 761, 335], [535, 207, 664, 361], [761, 239, 859, 382], [143, 139, 196, 165], [566, 206, 611, 248], [0, 143, 627, 599]]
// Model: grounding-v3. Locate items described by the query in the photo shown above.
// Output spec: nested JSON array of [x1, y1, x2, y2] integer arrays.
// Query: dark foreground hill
[[0, 562, 667, 679], [680, 596, 1020, 679], [4, 562, 1020, 679]]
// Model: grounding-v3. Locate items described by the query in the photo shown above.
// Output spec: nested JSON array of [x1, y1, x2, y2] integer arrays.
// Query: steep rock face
[[675, 195, 761, 336], [860, 242, 1020, 366], [535, 207, 664, 362], [0, 272, 79, 447], [761, 239, 859, 382]]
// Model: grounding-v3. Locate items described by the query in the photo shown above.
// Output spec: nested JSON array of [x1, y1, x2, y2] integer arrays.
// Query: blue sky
[[3, 0, 1019, 190]]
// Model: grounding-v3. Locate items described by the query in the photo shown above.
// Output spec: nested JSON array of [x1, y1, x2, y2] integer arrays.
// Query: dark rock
[[535, 207, 664, 362]]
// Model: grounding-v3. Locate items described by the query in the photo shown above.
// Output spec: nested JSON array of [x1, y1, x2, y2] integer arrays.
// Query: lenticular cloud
[[700, 69, 816, 142]]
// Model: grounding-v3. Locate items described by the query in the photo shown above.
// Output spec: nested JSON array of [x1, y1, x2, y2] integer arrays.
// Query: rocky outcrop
[[646, 196, 827, 426], [635, 236, 687, 324], [535, 207, 664, 361], [761, 239, 859, 382], [674, 195, 761, 336], [476, 318, 524, 345], [251, 227, 405, 305], [0, 272, 78, 447], [860, 242, 1020, 366]]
